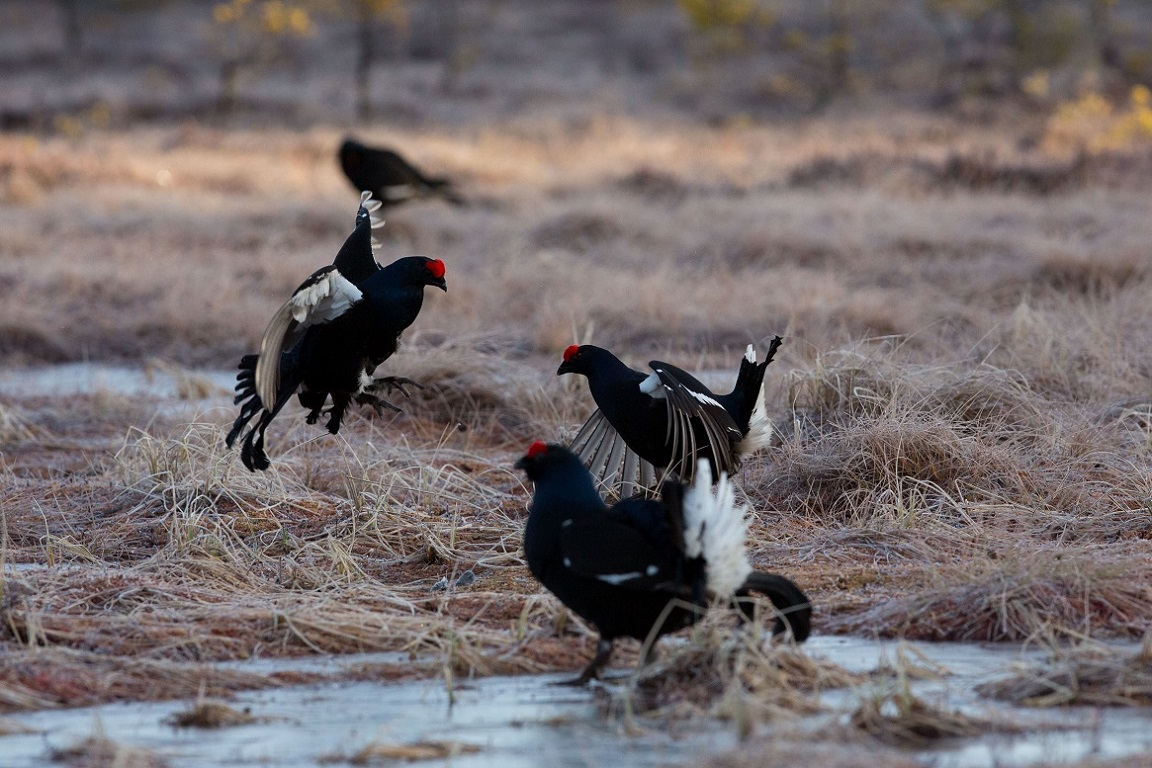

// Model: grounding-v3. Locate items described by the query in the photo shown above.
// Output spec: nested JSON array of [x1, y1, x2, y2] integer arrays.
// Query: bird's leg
[[325, 393, 351, 434], [297, 391, 326, 426], [365, 376, 424, 399], [354, 392, 404, 418], [556, 637, 614, 687]]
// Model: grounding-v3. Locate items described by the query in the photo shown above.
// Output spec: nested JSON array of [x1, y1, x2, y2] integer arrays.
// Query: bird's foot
[[354, 392, 404, 418], [551, 638, 614, 687], [364, 376, 424, 399], [552, 670, 599, 687]]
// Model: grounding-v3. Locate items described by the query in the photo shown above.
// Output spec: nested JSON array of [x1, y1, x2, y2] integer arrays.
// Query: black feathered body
[[227, 194, 445, 471], [517, 443, 809, 682], [522, 458, 703, 644], [562, 339, 782, 488], [577, 348, 676, 470], [339, 138, 463, 208], [293, 258, 432, 397]]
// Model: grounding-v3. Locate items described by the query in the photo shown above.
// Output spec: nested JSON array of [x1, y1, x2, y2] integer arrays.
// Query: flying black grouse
[[558, 337, 783, 493], [516, 441, 810, 685], [338, 138, 464, 209], [226, 192, 447, 471]]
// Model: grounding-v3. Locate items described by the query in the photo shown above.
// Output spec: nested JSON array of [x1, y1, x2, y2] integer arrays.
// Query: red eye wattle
[[562, 345, 579, 362], [526, 441, 548, 458], [426, 259, 446, 279]]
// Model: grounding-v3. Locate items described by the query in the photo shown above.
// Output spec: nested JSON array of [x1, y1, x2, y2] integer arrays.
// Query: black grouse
[[339, 138, 464, 209], [558, 337, 782, 493], [516, 441, 810, 685], [226, 192, 447, 471]]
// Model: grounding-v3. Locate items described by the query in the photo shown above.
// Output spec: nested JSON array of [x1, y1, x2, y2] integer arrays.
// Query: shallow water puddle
[[3, 637, 1151, 767], [2, 670, 730, 767]]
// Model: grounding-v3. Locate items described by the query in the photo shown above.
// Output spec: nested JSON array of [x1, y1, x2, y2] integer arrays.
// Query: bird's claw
[[355, 392, 404, 418], [365, 376, 424, 399]]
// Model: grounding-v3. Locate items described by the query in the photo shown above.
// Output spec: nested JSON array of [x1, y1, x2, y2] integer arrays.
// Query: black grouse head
[[556, 344, 599, 376], [390, 255, 447, 292], [514, 440, 575, 481]]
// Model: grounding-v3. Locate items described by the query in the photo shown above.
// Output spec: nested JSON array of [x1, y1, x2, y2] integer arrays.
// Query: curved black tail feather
[[737, 570, 812, 642]]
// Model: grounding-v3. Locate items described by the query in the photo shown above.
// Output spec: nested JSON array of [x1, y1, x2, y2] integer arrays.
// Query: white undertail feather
[[681, 459, 752, 598], [735, 344, 774, 458]]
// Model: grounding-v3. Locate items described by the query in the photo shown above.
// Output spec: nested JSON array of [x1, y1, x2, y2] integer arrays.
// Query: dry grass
[[163, 700, 263, 729], [327, 740, 483, 765], [49, 733, 169, 768], [617, 609, 863, 735], [3, 8, 1152, 768], [978, 634, 1152, 707]]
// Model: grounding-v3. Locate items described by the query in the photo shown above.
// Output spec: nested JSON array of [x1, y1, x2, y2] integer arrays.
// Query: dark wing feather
[[649, 363, 743, 480], [569, 409, 661, 497]]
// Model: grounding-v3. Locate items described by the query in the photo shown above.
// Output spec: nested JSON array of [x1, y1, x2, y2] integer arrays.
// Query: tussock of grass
[[847, 643, 1021, 748], [773, 344, 1151, 540], [328, 740, 482, 765], [978, 634, 1152, 707], [619, 609, 861, 732], [0, 401, 38, 445], [49, 733, 169, 768], [821, 542, 1152, 641], [0, 647, 319, 709], [163, 700, 262, 728], [383, 333, 584, 441], [849, 690, 988, 747]]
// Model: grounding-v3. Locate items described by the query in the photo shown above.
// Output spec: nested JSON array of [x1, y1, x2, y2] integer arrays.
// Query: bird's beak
[[513, 456, 529, 471], [434, 278, 447, 292], [556, 360, 572, 375]]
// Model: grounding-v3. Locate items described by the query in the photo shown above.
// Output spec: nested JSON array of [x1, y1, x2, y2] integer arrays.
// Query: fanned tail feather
[[226, 354, 262, 448], [226, 353, 293, 472]]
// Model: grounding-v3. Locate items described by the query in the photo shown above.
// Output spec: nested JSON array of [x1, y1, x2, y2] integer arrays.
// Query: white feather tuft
[[639, 371, 668, 399], [682, 459, 752, 597], [359, 191, 383, 213], [744, 344, 757, 364], [357, 369, 374, 394], [735, 384, 774, 458]]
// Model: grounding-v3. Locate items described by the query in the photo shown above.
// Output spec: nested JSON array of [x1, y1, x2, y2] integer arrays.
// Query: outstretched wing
[[643, 362, 742, 480], [569, 409, 659, 497], [254, 265, 362, 408]]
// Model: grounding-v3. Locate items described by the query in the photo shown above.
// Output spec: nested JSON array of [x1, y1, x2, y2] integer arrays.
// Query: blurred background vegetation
[[2, 0, 1151, 150]]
